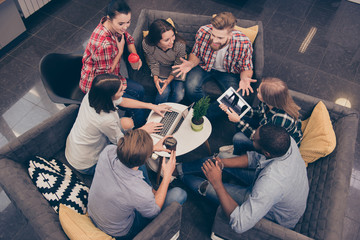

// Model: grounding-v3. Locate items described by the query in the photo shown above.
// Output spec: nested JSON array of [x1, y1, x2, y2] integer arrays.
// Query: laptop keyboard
[[158, 111, 179, 136]]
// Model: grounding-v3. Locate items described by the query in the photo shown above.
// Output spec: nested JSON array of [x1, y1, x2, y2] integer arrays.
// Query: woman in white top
[[65, 73, 170, 174]]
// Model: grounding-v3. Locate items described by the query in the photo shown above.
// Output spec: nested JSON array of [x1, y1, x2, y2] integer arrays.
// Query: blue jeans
[[118, 165, 187, 239], [233, 131, 254, 155], [178, 156, 254, 205], [77, 163, 97, 175], [119, 78, 146, 128], [185, 66, 246, 121], [155, 80, 185, 104]]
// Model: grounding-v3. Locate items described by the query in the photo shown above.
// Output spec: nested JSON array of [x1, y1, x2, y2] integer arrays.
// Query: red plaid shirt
[[80, 17, 134, 93], [191, 24, 253, 73]]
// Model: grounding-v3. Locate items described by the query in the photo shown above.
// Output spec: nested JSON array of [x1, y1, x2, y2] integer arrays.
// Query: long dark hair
[[145, 19, 185, 47], [89, 74, 121, 114], [106, 0, 131, 20]]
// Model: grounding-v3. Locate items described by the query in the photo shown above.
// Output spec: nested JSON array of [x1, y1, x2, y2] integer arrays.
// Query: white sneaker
[[219, 145, 234, 153]]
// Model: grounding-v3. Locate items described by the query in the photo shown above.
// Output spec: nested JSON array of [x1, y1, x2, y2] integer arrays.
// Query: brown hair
[[260, 77, 301, 120], [117, 129, 153, 168], [211, 12, 236, 31]]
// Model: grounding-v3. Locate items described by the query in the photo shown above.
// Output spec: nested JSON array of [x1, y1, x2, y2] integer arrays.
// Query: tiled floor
[[0, 0, 359, 239]]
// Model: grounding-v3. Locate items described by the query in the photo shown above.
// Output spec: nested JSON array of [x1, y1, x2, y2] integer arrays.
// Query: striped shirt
[[238, 102, 303, 146], [191, 24, 253, 73], [80, 17, 134, 93]]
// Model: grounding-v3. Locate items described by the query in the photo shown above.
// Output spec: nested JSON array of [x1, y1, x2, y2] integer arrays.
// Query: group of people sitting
[[64, 0, 309, 238]]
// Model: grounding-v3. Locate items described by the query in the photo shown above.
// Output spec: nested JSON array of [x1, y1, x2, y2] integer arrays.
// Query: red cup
[[128, 53, 140, 70]]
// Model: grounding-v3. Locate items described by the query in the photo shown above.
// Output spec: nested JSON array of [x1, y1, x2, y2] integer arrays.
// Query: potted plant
[[191, 96, 210, 131]]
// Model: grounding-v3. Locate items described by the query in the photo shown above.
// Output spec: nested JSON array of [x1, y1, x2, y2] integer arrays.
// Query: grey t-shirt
[[142, 39, 186, 80], [88, 145, 160, 237]]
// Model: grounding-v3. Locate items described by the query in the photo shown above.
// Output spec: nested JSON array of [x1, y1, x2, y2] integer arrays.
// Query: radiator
[[17, 0, 51, 18]]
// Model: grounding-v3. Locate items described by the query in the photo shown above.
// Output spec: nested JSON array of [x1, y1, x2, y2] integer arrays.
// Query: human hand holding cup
[[128, 53, 140, 70]]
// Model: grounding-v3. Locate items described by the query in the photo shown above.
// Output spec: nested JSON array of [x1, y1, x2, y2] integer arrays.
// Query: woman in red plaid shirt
[[80, 0, 146, 127]]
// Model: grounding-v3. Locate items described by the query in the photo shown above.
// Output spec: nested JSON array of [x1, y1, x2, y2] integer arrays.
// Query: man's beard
[[209, 39, 229, 50]]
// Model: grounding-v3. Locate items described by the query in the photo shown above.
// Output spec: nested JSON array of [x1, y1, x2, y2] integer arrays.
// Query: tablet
[[217, 87, 251, 119]]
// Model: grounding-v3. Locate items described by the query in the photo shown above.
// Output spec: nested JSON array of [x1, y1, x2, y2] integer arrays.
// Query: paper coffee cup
[[128, 53, 140, 70]]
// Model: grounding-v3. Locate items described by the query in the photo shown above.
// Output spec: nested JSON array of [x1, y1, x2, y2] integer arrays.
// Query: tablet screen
[[217, 87, 251, 118]]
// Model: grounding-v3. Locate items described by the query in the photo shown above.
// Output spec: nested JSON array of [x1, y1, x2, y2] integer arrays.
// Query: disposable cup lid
[[128, 53, 140, 63]]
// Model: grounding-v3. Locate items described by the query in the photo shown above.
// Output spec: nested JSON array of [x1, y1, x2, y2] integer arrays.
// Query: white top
[[65, 93, 124, 170], [212, 44, 229, 72]]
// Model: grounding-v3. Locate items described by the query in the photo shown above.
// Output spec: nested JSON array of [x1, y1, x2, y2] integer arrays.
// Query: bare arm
[[202, 160, 238, 218], [219, 154, 249, 168], [172, 53, 200, 78], [111, 36, 125, 72], [155, 151, 176, 208], [238, 69, 257, 96], [119, 98, 170, 117]]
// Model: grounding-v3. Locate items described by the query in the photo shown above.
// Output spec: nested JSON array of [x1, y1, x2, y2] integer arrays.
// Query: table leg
[[156, 157, 163, 185], [204, 140, 212, 155]]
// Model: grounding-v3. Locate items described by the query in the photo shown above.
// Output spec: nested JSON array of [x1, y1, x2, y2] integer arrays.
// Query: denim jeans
[[117, 165, 187, 239], [155, 80, 185, 104], [233, 131, 254, 155], [178, 156, 254, 205], [77, 163, 97, 175], [185, 66, 243, 121], [119, 78, 146, 128]]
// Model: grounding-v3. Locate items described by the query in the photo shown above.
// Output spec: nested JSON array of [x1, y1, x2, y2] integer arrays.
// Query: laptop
[[148, 102, 194, 139]]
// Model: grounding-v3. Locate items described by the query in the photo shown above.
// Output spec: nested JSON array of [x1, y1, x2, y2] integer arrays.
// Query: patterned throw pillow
[[28, 156, 89, 214]]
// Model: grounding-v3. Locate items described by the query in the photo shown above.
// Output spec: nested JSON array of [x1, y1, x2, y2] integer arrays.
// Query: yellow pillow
[[233, 25, 258, 44], [143, 18, 175, 38], [299, 101, 336, 166], [59, 204, 114, 240], [212, 14, 258, 43]]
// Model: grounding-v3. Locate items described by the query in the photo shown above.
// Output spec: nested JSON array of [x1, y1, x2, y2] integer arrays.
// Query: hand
[[153, 135, 172, 153], [202, 159, 223, 188], [152, 104, 171, 117], [237, 77, 257, 96], [137, 58, 143, 70], [219, 104, 240, 123], [160, 80, 169, 94], [154, 77, 163, 95], [140, 122, 163, 134], [162, 151, 176, 179], [172, 57, 192, 78], [115, 34, 125, 52]]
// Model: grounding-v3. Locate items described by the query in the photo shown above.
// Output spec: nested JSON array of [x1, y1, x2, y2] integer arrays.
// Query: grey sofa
[[129, 9, 264, 104], [0, 105, 182, 240], [211, 90, 359, 240]]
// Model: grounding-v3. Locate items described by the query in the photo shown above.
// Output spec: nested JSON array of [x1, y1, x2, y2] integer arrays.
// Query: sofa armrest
[[0, 158, 67, 240], [212, 206, 314, 240], [0, 105, 79, 165], [134, 202, 182, 240]]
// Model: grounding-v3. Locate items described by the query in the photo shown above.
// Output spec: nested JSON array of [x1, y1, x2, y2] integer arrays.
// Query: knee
[[120, 117, 134, 131], [168, 187, 187, 205], [233, 132, 249, 143]]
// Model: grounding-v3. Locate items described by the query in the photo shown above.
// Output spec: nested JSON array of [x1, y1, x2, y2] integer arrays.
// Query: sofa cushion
[[300, 101, 336, 166], [28, 156, 89, 214], [59, 204, 114, 240], [142, 18, 175, 38]]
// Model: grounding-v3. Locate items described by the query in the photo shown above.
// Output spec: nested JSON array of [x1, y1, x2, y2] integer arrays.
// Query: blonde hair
[[211, 12, 236, 31], [260, 77, 300, 120], [117, 129, 153, 168]]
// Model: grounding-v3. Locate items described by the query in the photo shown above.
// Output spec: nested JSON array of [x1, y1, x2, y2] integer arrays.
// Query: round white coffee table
[[147, 102, 212, 157]]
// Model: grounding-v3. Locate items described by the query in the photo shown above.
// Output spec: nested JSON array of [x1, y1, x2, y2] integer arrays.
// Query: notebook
[[217, 87, 251, 119], [149, 102, 194, 139]]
